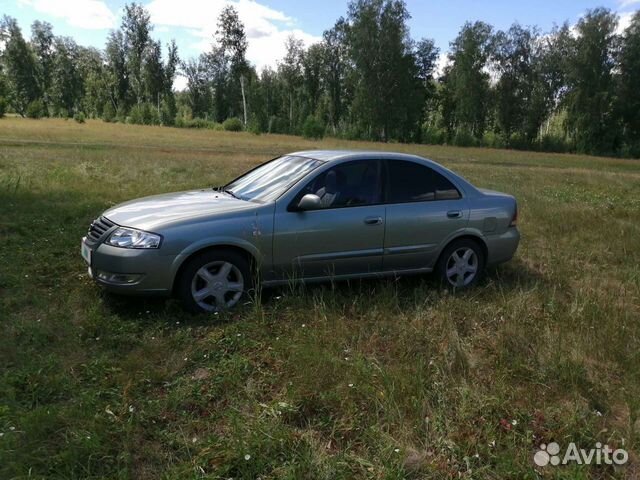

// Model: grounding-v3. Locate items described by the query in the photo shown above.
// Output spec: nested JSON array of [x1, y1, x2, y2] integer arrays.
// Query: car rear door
[[382, 159, 469, 272], [271, 160, 385, 280]]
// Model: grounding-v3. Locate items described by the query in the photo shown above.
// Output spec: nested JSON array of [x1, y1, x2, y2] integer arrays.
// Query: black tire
[[436, 238, 485, 291], [176, 249, 253, 313]]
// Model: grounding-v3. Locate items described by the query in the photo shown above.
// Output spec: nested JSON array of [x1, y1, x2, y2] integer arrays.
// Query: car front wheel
[[177, 250, 253, 313], [436, 238, 485, 290]]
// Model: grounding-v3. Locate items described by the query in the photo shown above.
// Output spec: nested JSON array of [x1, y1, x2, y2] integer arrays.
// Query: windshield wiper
[[222, 188, 240, 200], [213, 185, 239, 198]]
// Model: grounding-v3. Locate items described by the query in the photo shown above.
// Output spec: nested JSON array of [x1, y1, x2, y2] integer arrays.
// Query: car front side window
[[293, 160, 382, 210]]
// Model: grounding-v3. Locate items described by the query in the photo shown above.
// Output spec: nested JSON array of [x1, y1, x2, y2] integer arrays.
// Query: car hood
[[103, 189, 257, 231]]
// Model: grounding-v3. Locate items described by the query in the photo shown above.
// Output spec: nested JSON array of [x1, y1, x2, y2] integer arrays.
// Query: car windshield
[[224, 155, 324, 202]]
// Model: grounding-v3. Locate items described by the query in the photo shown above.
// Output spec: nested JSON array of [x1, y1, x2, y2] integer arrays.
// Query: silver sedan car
[[81, 151, 519, 312]]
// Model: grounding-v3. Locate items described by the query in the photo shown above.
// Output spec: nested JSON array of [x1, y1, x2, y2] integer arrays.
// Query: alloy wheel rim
[[445, 247, 478, 288], [191, 261, 244, 312]]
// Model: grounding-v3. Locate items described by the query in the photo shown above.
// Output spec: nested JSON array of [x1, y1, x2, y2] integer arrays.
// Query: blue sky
[[3, 0, 639, 86]]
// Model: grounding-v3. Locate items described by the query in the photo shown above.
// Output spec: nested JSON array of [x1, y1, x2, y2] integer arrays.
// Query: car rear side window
[[386, 160, 461, 203]]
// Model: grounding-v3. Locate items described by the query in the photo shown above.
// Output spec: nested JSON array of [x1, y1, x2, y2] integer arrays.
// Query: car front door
[[382, 159, 469, 272], [271, 160, 385, 281]]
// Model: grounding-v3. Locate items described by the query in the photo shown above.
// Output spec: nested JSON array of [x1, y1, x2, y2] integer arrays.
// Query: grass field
[[1, 117, 639, 479]]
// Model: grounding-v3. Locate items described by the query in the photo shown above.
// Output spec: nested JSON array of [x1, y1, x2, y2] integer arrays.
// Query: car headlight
[[106, 227, 162, 249]]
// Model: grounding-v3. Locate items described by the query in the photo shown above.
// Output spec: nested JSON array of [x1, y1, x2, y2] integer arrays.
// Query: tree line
[[1, 1, 639, 158]]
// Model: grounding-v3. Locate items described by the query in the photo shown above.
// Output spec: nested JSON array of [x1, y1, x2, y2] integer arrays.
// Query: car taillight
[[510, 205, 518, 227]]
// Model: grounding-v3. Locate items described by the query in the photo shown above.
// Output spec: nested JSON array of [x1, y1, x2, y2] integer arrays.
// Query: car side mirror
[[297, 193, 322, 211]]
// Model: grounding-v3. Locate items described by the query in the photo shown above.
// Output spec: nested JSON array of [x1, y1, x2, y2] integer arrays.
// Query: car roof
[[289, 150, 429, 163], [288, 149, 481, 198]]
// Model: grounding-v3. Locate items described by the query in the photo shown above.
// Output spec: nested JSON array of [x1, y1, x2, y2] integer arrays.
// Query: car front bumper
[[82, 237, 175, 295]]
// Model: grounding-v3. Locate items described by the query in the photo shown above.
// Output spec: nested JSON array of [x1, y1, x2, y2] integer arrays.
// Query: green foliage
[[302, 115, 325, 139], [127, 103, 145, 124], [50, 37, 83, 116], [0, 97, 6, 118], [181, 57, 213, 120], [222, 117, 243, 131], [538, 134, 570, 153], [445, 21, 494, 140], [164, 41, 179, 97], [619, 11, 640, 148], [121, 3, 152, 105], [564, 8, 620, 155], [422, 124, 446, 145], [322, 19, 349, 131], [216, 5, 250, 123], [30, 21, 54, 111], [481, 131, 506, 149], [347, 0, 424, 141], [247, 115, 262, 135], [494, 25, 539, 141], [506, 132, 530, 150], [302, 44, 324, 116], [453, 129, 477, 147], [128, 102, 160, 125], [73, 112, 85, 123], [175, 117, 223, 129], [105, 31, 129, 114], [621, 141, 640, 159], [277, 36, 305, 133], [142, 41, 164, 106], [160, 97, 176, 126], [3, 4, 640, 156], [175, 102, 192, 122], [1, 16, 42, 116], [102, 101, 116, 122], [147, 106, 160, 125], [78, 48, 107, 118], [267, 115, 288, 134], [25, 99, 45, 119], [116, 105, 128, 123]]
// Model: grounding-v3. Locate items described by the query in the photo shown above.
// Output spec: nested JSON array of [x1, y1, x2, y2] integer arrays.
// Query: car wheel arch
[[171, 244, 258, 295], [435, 234, 488, 268]]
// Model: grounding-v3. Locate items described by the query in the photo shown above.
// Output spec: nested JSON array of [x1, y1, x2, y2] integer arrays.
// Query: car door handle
[[447, 210, 462, 219], [364, 216, 383, 225]]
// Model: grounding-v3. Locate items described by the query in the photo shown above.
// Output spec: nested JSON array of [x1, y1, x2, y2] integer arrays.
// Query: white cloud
[[146, 0, 321, 70], [174, 74, 188, 91], [435, 52, 449, 77], [617, 0, 639, 34], [18, 0, 116, 29], [250, 29, 320, 71], [617, 11, 635, 34], [618, 0, 640, 8], [565, 7, 634, 39]]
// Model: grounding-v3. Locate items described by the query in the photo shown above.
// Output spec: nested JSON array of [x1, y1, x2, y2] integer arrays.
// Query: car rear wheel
[[436, 239, 485, 290], [177, 250, 253, 313]]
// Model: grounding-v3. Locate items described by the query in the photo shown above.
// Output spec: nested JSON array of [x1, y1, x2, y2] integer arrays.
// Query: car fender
[[432, 227, 487, 264], [169, 236, 263, 280]]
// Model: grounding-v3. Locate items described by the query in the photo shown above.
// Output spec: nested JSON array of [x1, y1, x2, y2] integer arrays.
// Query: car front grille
[[87, 216, 116, 241]]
